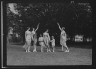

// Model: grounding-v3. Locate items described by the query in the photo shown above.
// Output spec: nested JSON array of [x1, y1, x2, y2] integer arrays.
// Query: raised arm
[[57, 23, 62, 31], [35, 23, 40, 32]]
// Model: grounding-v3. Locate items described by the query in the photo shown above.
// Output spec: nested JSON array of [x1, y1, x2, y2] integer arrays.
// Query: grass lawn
[[7, 44, 92, 65]]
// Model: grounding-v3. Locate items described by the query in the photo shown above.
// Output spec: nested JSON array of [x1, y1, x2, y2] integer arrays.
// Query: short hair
[[62, 27, 65, 30], [52, 36, 54, 38], [40, 34, 42, 36], [27, 27, 30, 29], [46, 29, 48, 32]]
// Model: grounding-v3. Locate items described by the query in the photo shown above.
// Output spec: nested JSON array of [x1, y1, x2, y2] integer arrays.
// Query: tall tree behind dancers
[[57, 23, 69, 52]]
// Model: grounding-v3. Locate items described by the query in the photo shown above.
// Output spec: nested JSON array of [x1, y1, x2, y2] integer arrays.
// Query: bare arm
[[48, 34, 50, 41], [57, 23, 62, 31], [35, 23, 40, 32]]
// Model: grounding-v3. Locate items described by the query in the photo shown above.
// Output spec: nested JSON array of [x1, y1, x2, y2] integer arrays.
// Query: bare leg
[[33, 45, 37, 52], [45, 43, 48, 52], [35, 45, 37, 52], [48, 45, 51, 52], [53, 47, 54, 52], [47, 45, 49, 52], [41, 46, 42, 52], [26, 48, 28, 52], [41, 46, 43, 52], [62, 45, 64, 51], [60, 41, 64, 51], [45, 42, 48, 52], [26, 45, 28, 52], [53, 47, 55, 52], [26, 50, 27, 52], [28, 46, 31, 52], [33, 46, 34, 52], [33, 42, 35, 52], [47, 47, 48, 52], [65, 46, 69, 52], [64, 43, 69, 52]]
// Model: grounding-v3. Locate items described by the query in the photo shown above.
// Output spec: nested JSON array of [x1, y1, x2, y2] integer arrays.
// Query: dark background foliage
[[7, 1, 92, 44]]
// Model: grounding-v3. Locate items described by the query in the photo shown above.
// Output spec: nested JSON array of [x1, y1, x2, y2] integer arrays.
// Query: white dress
[[60, 30, 67, 46], [51, 39, 55, 47], [39, 37, 45, 46], [25, 30, 31, 46], [33, 33, 37, 45], [31, 30, 35, 40], [43, 32, 50, 46]]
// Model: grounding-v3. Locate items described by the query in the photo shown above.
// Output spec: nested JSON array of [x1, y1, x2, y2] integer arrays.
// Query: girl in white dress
[[50, 36, 55, 52], [57, 23, 69, 52], [23, 27, 31, 52], [38, 34, 45, 52], [43, 30, 51, 52]]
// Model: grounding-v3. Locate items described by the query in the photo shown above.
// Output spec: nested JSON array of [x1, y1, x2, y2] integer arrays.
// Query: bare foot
[[65, 50, 69, 52]]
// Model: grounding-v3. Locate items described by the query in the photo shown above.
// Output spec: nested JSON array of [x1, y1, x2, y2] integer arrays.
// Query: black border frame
[[1, 0, 94, 68]]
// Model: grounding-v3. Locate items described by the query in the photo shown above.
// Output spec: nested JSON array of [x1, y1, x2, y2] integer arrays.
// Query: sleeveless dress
[[23, 30, 31, 49], [43, 32, 50, 46], [60, 31, 67, 46], [25, 30, 31, 46], [51, 39, 55, 47]]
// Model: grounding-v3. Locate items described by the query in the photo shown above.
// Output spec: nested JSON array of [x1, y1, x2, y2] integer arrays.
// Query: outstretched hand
[[57, 23, 59, 26], [35, 23, 40, 32], [57, 23, 62, 31]]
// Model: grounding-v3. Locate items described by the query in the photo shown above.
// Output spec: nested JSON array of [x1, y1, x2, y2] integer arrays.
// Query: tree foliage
[[7, 2, 92, 38]]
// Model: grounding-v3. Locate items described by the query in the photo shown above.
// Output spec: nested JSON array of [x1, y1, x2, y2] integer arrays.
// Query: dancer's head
[[46, 29, 48, 32], [9, 27, 13, 30], [32, 28, 35, 31], [52, 36, 54, 39], [40, 34, 42, 37], [27, 27, 30, 30], [61, 27, 65, 31]]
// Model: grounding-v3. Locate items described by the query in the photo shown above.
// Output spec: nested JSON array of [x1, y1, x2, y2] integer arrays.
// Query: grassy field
[[7, 44, 92, 65]]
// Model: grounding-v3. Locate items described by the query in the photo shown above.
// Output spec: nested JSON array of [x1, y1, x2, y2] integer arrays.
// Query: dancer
[[7, 27, 13, 44], [31, 24, 40, 52], [23, 27, 31, 52], [38, 34, 45, 52], [50, 36, 55, 52], [31, 24, 40, 40], [33, 33, 37, 52], [43, 29, 51, 52], [57, 23, 69, 52]]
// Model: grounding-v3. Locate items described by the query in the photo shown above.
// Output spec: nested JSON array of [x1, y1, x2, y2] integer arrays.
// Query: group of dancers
[[23, 23, 69, 52]]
